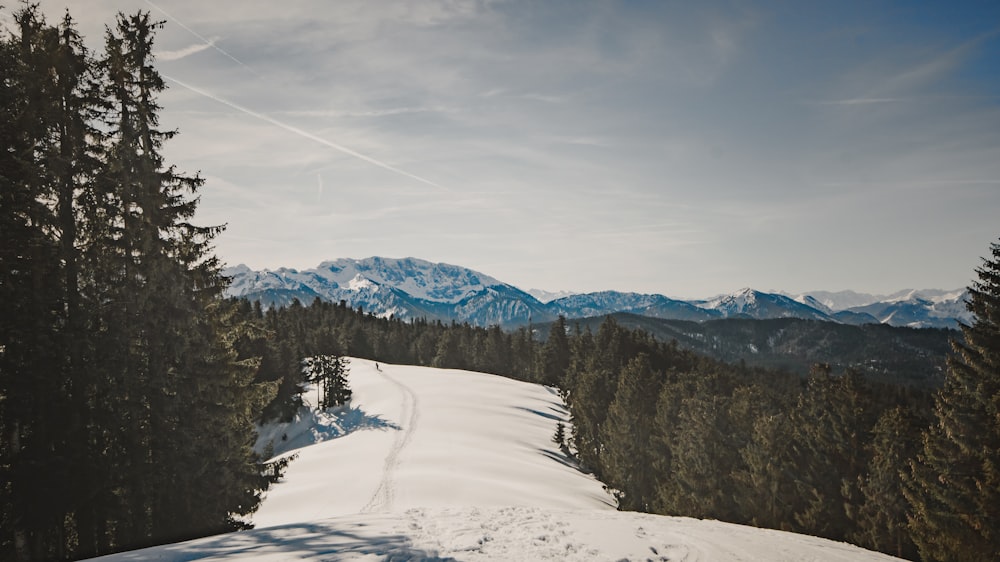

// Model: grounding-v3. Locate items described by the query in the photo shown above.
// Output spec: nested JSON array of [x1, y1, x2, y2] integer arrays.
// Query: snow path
[[248, 359, 610, 528], [88, 359, 905, 561], [361, 366, 419, 514]]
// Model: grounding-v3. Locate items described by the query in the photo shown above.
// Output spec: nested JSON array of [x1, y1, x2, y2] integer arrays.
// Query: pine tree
[[906, 237, 1000, 561], [656, 384, 741, 521], [87, 10, 277, 549], [599, 354, 661, 511], [0, 7, 100, 557], [432, 328, 464, 369], [786, 366, 878, 541], [327, 356, 352, 407], [553, 421, 568, 454], [162, 299, 279, 540], [540, 316, 570, 387], [1, 9, 63, 558], [304, 355, 352, 409], [850, 406, 920, 560], [734, 410, 800, 531], [566, 365, 615, 472], [0, 7, 283, 556]]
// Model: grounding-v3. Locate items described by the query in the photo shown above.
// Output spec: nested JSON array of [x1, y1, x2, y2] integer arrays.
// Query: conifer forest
[[2, 6, 999, 561]]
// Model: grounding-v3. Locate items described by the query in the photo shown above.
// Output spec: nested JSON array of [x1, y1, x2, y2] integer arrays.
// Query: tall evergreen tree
[[850, 406, 920, 560], [0, 6, 286, 557], [733, 410, 800, 531], [656, 384, 741, 521], [99, 11, 279, 547], [0, 7, 100, 558], [539, 315, 570, 386], [304, 354, 352, 410], [906, 237, 1000, 561], [599, 354, 661, 511]]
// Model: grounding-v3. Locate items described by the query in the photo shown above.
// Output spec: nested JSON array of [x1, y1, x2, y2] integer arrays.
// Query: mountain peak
[[347, 273, 378, 292]]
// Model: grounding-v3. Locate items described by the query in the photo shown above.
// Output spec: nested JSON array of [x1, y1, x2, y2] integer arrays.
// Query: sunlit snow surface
[[91, 360, 903, 561]]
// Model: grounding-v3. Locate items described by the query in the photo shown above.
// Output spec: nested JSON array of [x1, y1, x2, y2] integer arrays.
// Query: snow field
[[91, 359, 904, 561]]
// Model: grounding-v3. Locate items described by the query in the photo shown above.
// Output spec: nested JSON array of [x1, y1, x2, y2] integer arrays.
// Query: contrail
[[144, 0, 260, 76], [164, 75, 448, 191]]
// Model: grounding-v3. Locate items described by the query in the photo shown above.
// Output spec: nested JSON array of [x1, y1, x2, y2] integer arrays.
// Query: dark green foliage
[[851, 406, 922, 559], [557, 316, 940, 559], [0, 8, 280, 559], [906, 238, 1000, 561], [539, 316, 571, 386], [565, 366, 616, 471], [553, 421, 568, 454], [733, 409, 799, 530], [560, 313, 954, 387], [600, 355, 662, 511], [785, 366, 879, 541], [654, 373, 745, 521], [304, 355, 352, 410]]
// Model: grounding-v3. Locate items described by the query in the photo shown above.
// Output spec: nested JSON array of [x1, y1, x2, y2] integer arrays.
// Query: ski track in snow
[[361, 366, 418, 513]]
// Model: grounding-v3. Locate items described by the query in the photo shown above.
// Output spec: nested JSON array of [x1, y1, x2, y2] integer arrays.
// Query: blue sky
[[18, 0, 1000, 297]]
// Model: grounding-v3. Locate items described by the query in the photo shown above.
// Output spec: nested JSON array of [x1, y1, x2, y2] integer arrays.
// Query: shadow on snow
[[256, 403, 401, 460], [106, 520, 458, 562]]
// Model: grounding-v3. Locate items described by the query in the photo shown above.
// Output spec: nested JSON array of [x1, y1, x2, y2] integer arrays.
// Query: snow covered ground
[[92, 359, 903, 561]]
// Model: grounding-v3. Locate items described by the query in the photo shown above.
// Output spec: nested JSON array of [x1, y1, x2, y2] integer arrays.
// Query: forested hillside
[[548, 314, 954, 386]]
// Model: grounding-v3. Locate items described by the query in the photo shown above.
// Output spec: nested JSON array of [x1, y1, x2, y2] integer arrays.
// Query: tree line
[[1, 7, 279, 560]]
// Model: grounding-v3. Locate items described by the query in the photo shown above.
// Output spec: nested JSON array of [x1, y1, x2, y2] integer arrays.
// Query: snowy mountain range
[[223, 257, 971, 329]]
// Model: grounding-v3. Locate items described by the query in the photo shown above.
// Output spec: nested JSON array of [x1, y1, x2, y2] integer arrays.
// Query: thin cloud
[[279, 106, 458, 118], [811, 97, 905, 106], [860, 28, 1000, 100], [156, 39, 218, 62], [520, 93, 569, 104], [164, 75, 450, 192], [144, 0, 259, 76], [547, 135, 612, 147]]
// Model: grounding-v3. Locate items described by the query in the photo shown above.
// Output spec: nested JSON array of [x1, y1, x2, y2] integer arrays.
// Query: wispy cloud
[[156, 39, 218, 62], [520, 93, 569, 104], [144, 0, 258, 75], [546, 135, 613, 147], [278, 106, 458, 119], [853, 29, 998, 101], [163, 75, 450, 192], [812, 97, 905, 106]]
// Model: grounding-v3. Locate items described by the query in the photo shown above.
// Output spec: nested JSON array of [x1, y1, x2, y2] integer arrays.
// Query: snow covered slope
[[91, 360, 903, 561]]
